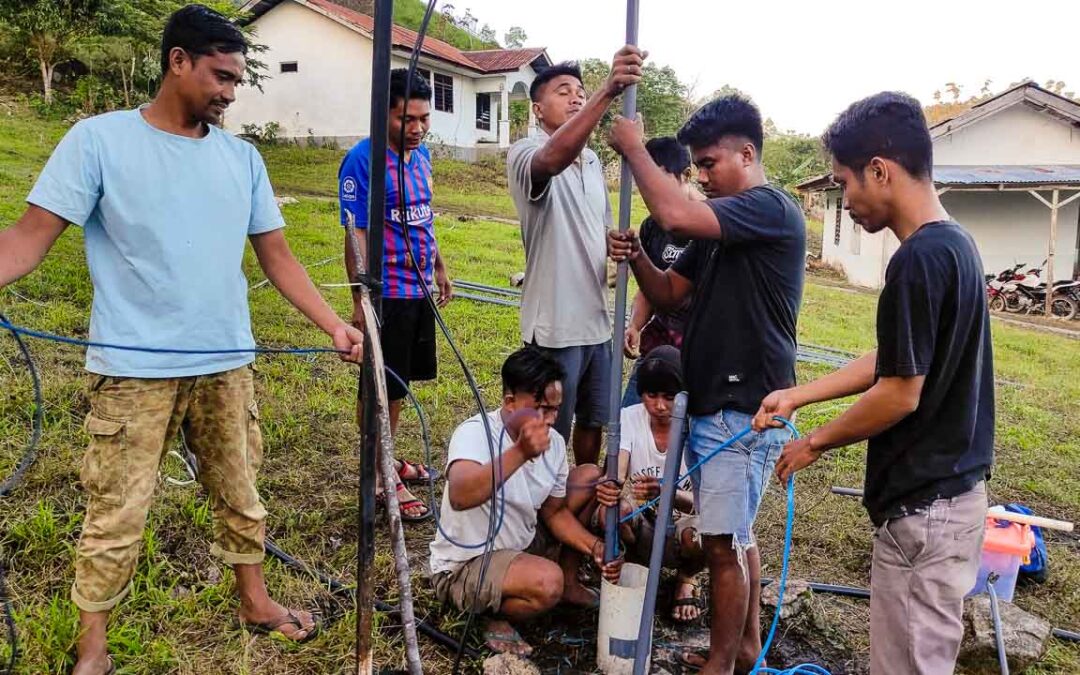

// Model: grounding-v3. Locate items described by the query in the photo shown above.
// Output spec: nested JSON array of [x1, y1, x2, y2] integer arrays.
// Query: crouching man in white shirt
[[429, 346, 623, 655]]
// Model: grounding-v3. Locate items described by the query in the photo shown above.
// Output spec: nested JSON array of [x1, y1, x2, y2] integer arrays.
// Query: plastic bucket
[[968, 517, 1035, 602], [597, 562, 649, 674]]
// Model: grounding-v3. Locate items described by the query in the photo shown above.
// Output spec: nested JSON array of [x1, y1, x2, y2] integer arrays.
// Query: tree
[[763, 133, 828, 199], [478, 23, 497, 45], [696, 84, 747, 107], [924, 78, 1079, 126], [504, 26, 527, 48], [0, 0, 118, 102], [576, 58, 693, 167]]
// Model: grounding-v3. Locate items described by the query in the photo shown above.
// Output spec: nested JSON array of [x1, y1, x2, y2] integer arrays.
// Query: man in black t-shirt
[[621, 136, 701, 408], [755, 92, 994, 675], [608, 96, 805, 674]]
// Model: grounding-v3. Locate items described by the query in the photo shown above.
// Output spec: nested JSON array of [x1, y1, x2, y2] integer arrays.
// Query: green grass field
[[1, 100, 1078, 673]]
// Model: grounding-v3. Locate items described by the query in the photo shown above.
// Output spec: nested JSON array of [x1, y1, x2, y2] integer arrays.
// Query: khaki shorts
[[431, 525, 557, 614]]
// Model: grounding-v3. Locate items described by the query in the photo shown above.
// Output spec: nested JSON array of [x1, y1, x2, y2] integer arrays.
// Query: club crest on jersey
[[341, 177, 357, 201]]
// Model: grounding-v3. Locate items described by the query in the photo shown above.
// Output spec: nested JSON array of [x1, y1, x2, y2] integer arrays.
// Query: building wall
[[820, 189, 896, 287], [225, 0, 507, 151], [943, 191, 1080, 280], [225, 1, 374, 140], [822, 189, 1080, 287], [934, 105, 1080, 165]]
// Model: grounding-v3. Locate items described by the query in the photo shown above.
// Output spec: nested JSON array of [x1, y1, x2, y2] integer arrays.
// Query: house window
[[850, 218, 861, 254], [433, 73, 454, 113], [280, 61, 298, 73], [476, 93, 491, 130], [833, 193, 842, 246]]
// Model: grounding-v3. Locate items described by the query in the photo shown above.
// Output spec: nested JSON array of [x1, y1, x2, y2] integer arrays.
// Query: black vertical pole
[[358, 0, 392, 672], [634, 392, 688, 673], [604, 0, 641, 564]]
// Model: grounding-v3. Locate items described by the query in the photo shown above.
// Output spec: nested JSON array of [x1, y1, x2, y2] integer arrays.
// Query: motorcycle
[[998, 262, 1078, 320], [986, 263, 1024, 313]]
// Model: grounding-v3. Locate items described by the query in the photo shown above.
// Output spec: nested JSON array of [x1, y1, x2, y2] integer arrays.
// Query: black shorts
[[375, 298, 437, 400]]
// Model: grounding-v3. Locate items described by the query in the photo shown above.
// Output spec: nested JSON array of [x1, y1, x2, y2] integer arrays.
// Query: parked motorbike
[[997, 262, 1078, 320]]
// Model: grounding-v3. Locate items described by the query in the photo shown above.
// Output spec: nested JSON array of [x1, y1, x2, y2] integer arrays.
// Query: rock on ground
[[482, 653, 541, 675], [960, 595, 1051, 673]]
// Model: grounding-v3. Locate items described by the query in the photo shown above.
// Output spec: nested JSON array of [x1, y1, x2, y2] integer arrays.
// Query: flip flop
[[396, 459, 441, 486], [483, 624, 533, 655], [241, 609, 322, 644], [670, 596, 706, 623]]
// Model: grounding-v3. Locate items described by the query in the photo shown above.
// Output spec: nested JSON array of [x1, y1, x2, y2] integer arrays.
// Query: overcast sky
[[450, 0, 1080, 135]]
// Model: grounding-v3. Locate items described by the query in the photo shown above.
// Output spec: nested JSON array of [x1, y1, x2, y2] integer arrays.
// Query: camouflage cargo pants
[[72, 365, 267, 612]]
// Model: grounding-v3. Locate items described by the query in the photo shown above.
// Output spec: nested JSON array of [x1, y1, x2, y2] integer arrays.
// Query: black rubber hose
[[0, 312, 42, 498], [263, 539, 479, 659]]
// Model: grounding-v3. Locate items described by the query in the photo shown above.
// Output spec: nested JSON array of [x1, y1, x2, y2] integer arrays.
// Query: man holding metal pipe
[[607, 95, 806, 674], [755, 92, 994, 675], [507, 47, 645, 466]]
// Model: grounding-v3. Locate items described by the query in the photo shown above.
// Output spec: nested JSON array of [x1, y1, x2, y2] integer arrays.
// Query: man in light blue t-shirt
[[0, 7, 362, 674]]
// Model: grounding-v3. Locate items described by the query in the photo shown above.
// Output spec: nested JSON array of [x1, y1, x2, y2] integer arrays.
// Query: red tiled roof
[[304, 0, 480, 70], [462, 48, 548, 73]]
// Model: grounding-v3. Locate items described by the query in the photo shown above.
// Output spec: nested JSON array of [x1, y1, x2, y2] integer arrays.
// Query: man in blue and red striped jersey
[[339, 68, 452, 522]]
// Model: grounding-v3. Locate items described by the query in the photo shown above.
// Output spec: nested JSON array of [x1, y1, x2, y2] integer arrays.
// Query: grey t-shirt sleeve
[[507, 138, 552, 203]]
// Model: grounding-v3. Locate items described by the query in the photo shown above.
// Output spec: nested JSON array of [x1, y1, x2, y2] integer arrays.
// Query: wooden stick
[[987, 506, 1074, 532], [832, 488, 1075, 532], [346, 213, 423, 674]]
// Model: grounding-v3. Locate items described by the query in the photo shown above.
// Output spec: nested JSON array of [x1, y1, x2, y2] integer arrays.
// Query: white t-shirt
[[429, 410, 569, 575], [619, 404, 691, 491]]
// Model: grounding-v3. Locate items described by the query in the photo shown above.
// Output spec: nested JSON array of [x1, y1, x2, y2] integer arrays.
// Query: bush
[[68, 75, 123, 115], [239, 121, 282, 144]]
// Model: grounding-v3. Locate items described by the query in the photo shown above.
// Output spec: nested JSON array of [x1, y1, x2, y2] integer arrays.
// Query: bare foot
[[72, 655, 114, 675], [239, 601, 319, 642], [671, 578, 703, 622], [561, 580, 600, 608], [484, 619, 532, 656]]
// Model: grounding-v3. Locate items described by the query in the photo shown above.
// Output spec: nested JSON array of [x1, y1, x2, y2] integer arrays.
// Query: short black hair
[[501, 346, 566, 401], [160, 4, 248, 76], [822, 91, 933, 180], [677, 95, 763, 156], [645, 137, 690, 176], [389, 68, 433, 109], [636, 346, 683, 397], [529, 61, 583, 102]]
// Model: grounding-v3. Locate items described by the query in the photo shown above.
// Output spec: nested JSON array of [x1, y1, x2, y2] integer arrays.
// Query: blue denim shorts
[[687, 409, 793, 546]]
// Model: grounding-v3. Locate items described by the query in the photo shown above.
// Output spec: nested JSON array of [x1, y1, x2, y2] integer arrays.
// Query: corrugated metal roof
[[935, 165, 1080, 185], [798, 165, 1080, 192]]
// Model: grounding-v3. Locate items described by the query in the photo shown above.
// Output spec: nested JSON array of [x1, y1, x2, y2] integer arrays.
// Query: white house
[[800, 82, 1080, 287], [229, 0, 551, 159]]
